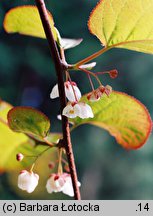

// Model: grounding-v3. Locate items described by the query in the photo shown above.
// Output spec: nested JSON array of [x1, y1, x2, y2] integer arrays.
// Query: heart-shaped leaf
[[71, 91, 152, 149], [88, 0, 153, 54], [3, 5, 57, 40], [8, 106, 50, 139]]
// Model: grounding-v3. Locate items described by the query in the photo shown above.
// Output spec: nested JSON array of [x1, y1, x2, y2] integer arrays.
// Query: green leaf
[[0, 100, 61, 172], [7, 144, 60, 199], [4, 132, 61, 171], [88, 0, 153, 54], [8, 106, 51, 139], [3, 5, 57, 40], [0, 101, 28, 172], [71, 91, 152, 149]]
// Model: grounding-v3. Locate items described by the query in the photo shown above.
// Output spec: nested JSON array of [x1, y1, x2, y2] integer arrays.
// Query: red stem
[[87, 73, 95, 91], [35, 0, 81, 200]]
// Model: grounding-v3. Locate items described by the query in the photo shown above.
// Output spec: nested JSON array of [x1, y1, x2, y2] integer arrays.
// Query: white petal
[[73, 103, 81, 116], [50, 84, 59, 99], [46, 178, 54, 194], [61, 38, 83, 50], [73, 86, 82, 101], [57, 114, 62, 120], [18, 171, 39, 193], [79, 62, 96, 70], [89, 97, 100, 102], [62, 175, 81, 197], [84, 104, 94, 118], [87, 93, 101, 102], [54, 178, 65, 192], [65, 84, 81, 102], [62, 176, 74, 197], [77, 103, 94, 119], [62, 104, 78, 118]]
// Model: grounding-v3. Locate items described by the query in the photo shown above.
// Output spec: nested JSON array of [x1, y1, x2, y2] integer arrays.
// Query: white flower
[[46, 174, 65, 193], [62, 102, 94, 119], [62, 103, 78, 118], [18, 170, 39, 193], [50, 81, 81, 102], [46, 173, 81, 197]]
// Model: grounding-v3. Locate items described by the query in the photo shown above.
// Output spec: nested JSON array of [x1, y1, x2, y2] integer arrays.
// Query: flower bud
[[48, 162, 55, 170], [16, 153, 24, 162], [109, 70, 118, 79]]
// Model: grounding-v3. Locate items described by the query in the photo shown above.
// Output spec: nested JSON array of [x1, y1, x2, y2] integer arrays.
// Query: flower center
[[69, 110, 74, 114]]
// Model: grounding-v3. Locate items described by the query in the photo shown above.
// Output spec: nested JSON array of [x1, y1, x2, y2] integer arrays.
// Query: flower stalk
[[35, 0, 81, 200]]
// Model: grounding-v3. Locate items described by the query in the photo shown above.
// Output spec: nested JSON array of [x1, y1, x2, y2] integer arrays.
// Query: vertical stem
[[35, 0, 81, 200]]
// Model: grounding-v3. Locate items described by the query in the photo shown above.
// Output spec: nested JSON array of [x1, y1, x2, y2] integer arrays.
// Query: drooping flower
[[62, 102, 94, 119], [46, 173, 81, 197], [46, 173, 65, 193], [87, 85, 105, 102], [16, 153, 24, 161], [18, 170, 39, 193], [87, 85, 112, 102], [50, 81, 81, 102]]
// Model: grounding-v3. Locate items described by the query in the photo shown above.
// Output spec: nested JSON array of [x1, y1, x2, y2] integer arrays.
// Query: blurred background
[[0, 0, 153, 200]]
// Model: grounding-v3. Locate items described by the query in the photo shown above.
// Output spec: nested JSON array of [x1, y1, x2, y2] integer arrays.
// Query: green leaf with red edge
[[3, 5, 57, 40], [71, 91, 152, 149], [88, 0, 153, 54], [8, 106, 51, 140]]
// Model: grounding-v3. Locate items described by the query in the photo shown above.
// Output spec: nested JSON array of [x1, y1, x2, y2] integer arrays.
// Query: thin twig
[[35, 0, 81, 200]]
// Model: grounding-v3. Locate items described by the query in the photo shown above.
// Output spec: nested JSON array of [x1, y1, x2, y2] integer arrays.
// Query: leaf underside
[[72, 91, 152, 149], [3, 5, 57, 40], [88, 0, 153, 54]]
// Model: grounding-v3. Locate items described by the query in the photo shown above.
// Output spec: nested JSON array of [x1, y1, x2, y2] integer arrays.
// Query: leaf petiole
[[75, 46, 111, 67]]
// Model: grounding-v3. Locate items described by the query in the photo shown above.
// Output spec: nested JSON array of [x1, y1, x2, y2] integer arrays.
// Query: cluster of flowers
[[50, 81, 112, 119], [17, 154, 80, 197], [18, 171, 80, 196], [17, 81, 112, 197]]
